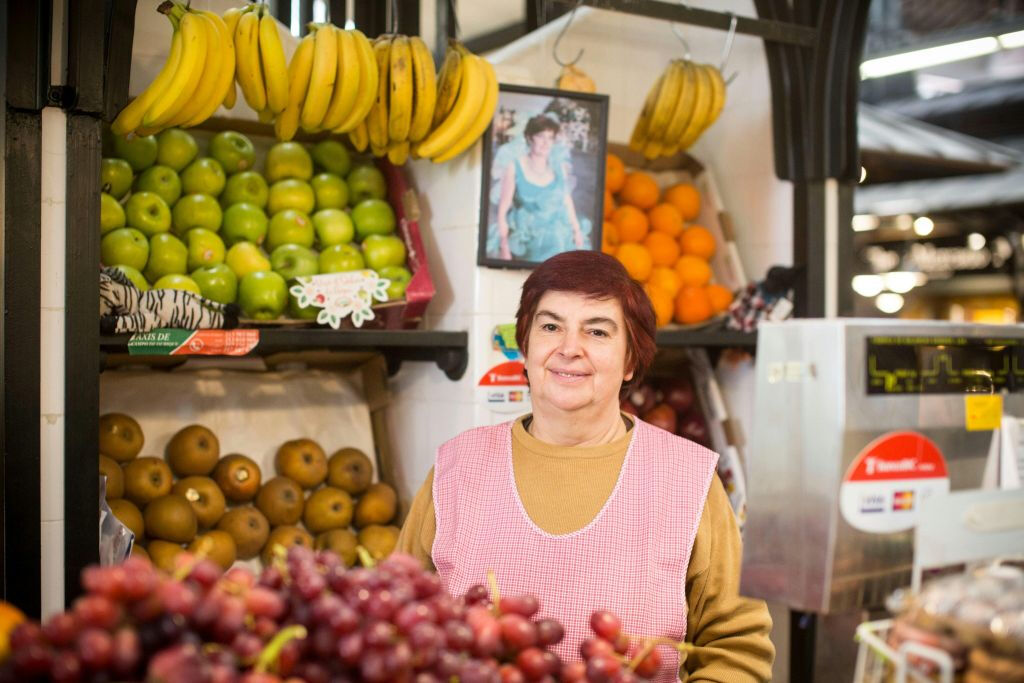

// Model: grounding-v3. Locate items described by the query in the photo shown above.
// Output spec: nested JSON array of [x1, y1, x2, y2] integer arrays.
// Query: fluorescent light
[[1000, 30, 1024, 49], [852, 214, 879, 232], [861, 37, 999, 79], [876, 293, 905, 314], [968, 233, 987, 250], [895, 214, 914, 231], [852, 275, 884, 298], [913, 216, 934, 236], [884, 271, 918, 294]]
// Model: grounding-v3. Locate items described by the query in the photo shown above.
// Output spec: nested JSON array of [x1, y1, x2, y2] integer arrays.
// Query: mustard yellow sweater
[[396, 416, 775, 682]]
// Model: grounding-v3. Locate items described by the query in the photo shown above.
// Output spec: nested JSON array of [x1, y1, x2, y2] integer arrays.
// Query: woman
[[491, 114, 589, 262], [397, 251, 774, 681]]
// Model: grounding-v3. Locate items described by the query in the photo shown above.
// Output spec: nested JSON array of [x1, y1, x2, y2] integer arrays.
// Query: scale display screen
[[867, 336, 1024, 394]]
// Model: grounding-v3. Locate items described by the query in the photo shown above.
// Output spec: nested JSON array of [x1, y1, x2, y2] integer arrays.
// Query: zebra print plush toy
[[100, 267, 240, 334]]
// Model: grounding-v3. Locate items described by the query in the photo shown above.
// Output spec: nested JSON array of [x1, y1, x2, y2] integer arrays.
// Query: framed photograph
[[478, 84, 609, 269]]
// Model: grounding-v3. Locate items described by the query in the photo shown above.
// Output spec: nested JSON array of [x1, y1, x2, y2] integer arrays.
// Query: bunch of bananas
[[629, 59, 726, 160], [225, 3, 290, 119], [111, 1, 236, 136]]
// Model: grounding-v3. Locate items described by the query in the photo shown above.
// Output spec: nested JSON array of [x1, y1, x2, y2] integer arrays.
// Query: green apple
[[101, 228, 149, 270], [362, 233, 407, 270], [312, 208, 354, 247], [270, 244, 319, 281], [319, 243, 365, 273], [186, 228, 226, 271], [311, 140, 352, 176], [225, 241, 272, 279], [209, 130, 256, 174], [156, 128, 199, 172], [172, 193, 223, 235], [221, 171, 269, 208], [288, 291, 321, 320], [346, 164, 387, 203], [134, 164, 182, 206], [112, 133, 158, 172], [267, 179, 315, 215], [124, 191, 172, 237], [222, 203, 268, 246], [112, 264, 149, 291], [101, 192, 126, 234], [311, 173, 349, 211], [238, 271, 287, 320], [191, 264, 237, 304], [378, 265, 412, 300], [181, 157, 226, 196], [101, 158, 134, 199], [265, 142, 313, 183], [144, 233, 188, 282], [153, 274, 201, 294], [266, 209, 314, 252], [351, 198, 396, 239]]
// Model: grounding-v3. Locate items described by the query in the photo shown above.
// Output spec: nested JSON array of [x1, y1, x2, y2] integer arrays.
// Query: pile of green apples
[[100, 128, 413, 321]]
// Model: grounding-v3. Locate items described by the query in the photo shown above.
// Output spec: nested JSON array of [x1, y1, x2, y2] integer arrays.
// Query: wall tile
[[40, 415, 65, 523], [41, 519, 65, 619]]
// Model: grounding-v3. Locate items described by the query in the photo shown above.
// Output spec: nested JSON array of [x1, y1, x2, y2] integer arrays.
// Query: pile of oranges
[[602, 153, 733, 326]]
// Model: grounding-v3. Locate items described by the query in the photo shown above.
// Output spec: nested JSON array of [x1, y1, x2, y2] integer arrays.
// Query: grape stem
[[254, 624, 308, 674], [356, 545, 376, 569], [172, 537, 213, 581], [627, 637, 700, 670], [272, 544, 292, 584], [486, 569, 501, 616]]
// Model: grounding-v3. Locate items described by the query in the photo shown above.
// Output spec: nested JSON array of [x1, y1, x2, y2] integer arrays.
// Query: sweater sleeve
[[395, 466, 437, 571], [681, 475, 775, 682]]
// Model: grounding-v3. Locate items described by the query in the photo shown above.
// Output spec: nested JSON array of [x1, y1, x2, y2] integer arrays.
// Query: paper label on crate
[[290, 271, 390, 329], [126, 328, 260, 356], [839, 431, 950, 534]]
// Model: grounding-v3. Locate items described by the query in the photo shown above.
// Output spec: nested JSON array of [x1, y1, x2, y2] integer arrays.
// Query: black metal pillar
[[354, 0, 388, 38], [3, 0, 50, 619]]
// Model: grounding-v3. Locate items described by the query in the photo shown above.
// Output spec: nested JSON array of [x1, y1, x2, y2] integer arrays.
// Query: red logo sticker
[[844, 431, 948, 482]]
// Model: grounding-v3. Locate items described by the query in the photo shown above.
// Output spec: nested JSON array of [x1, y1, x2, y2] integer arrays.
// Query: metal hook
[[669, 1, 692, 59], [553, 0, 585, 67], [719, 13, 739, 85], [390, 0, 399, 34]]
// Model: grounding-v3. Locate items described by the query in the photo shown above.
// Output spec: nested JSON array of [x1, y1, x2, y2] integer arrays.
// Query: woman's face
[[526, 129, 555, 158], [523, 290, 633, 416]]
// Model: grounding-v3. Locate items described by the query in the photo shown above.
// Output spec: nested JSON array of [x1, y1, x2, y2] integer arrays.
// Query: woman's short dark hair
[[523, 115, 560, 141], [515, 251, 657, 398]]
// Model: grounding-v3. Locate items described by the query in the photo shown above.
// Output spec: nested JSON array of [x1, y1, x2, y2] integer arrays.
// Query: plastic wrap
[[99, 475, 134, 565]]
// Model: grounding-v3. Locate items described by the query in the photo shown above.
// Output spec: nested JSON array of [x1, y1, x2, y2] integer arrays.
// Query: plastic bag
[[99, 475, 133, 565]]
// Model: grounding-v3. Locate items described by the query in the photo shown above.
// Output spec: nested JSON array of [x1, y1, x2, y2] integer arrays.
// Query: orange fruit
[[605, 154, 626, 193], [679, 225, 716, 260], [707, 284, 734, 313], [619, 172, 659, 210], [649, 266, 681, 298], [601, 220, 619, 254], [611, 205, 649, 243], [648, 203, 684, 237], [643, 231, 680, 267], [664, 183, 701, 220], [615, 243, 653, 282], [603, 188, 615, 219], [675, 286, 713, 325], [644, 284, 674, 327], [675, 255, 712, 286]]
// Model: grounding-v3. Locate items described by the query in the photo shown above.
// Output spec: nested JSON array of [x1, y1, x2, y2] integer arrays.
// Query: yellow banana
[[187, 10, 236, 126], [348, 119, 369, 152], [700, 64, 726, 132], [234, 8, 267, 112], [676, 63, 713, 150], [415, 53, 487, 160], [301, 24, 339, 130], [407, 36, 437, 142], [274, 33, 315, 141], [430, 57, 498, 163], [111, 10, 183, 135], [645, 60, 684, 144], [660, 61, 697, 150], [387, 35, 413, 143], [432, 44, 463, 130], [175, 11, 233, 128], [144, 10, 207, 128], [629, 72, 662, 153], [387, 141, 410, 165], [366, 36, 392, 149], [335, 30, 379, 133], [320, 28, 359, 131], [258, 108, 275, 123], [220, 6, 244, 108], [258, 7, 289, 113]]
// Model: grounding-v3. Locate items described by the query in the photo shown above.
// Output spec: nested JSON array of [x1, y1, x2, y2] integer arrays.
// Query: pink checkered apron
[[432, 417, 718, 680]]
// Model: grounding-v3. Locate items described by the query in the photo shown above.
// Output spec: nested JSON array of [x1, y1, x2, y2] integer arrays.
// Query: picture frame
[[477, 84, 609, 270]]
